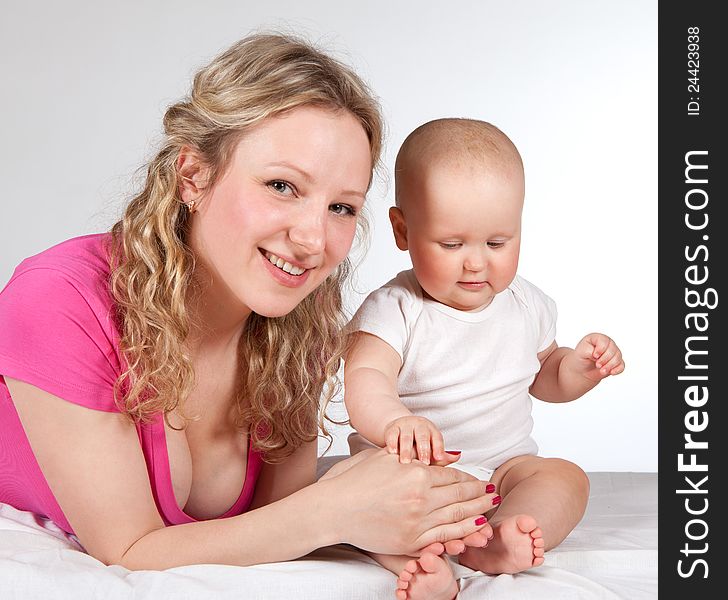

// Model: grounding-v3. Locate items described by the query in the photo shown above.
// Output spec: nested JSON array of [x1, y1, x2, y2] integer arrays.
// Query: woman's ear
[[388, 206, 409, 251], [177, 146, 210, 204]]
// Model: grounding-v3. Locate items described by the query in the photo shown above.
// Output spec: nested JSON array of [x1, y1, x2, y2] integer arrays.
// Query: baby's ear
[[388, 207, 409, 251]]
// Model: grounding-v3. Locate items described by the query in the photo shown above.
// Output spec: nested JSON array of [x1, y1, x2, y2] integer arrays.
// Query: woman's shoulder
[[11, 233, 112, 285], [6, 233, 114, 311], [0, 233, 122, 412]]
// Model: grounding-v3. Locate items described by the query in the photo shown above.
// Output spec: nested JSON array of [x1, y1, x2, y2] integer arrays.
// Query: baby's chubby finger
[[384, 426, 400, 455], [596, 353, 615, 370], [399, 429, 415, 464], [605, 354, 625, 376], [592, 334, 619, 360], [429, 427, 446, 463], [594, 339, 618, 363], [597, 347, 624, 374], [609, 362, 626, 375], [581, 332, 604, 354], [414, 427, 432, 465], [431, 450, 462, 467], [593, 342, 612, 362]]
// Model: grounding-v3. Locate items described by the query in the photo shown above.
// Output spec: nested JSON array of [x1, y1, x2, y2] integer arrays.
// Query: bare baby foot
[[395, 552, 458, 600], [460, 514, 545, 575]]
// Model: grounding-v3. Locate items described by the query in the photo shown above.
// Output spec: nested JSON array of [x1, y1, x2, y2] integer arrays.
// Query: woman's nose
[[288, 205, 327, 254]]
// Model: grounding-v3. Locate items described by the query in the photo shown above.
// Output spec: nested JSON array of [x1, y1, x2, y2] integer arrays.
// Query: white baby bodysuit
[[348, 270, 557, 470]]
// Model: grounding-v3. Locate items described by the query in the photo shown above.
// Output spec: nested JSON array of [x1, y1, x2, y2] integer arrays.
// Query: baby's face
[[395, 161, 523, 312]]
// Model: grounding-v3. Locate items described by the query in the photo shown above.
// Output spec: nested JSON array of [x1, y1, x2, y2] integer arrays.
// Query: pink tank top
[[0, 234, 263, 534]]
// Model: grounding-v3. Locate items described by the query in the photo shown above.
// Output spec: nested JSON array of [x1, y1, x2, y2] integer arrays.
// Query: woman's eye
[[330, 203, 356, 217], [268, 180, 295, 195]]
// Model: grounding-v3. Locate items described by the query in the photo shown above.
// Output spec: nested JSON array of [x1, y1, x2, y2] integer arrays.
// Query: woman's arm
[[7, 377, 337, 569], [248, 440, 318, 509], [8, 378, 494, 569]]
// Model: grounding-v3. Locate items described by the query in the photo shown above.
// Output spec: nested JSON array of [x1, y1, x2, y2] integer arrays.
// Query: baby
[[344, 118, 625, 600]]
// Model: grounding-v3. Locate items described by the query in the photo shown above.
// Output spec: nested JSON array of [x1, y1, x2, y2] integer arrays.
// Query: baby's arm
[[344, 332, 451, 465], [530, 333, 625, 403]]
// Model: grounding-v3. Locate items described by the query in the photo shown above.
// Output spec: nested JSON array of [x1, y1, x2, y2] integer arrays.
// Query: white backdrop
[[0, 1, 656, 471]]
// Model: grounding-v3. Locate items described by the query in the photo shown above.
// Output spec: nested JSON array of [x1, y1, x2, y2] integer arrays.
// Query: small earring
[[184, 200, 196, 213]]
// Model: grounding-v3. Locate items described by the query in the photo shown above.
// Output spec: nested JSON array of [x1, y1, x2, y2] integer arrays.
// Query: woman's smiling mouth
[[263, 251, 307, 276]]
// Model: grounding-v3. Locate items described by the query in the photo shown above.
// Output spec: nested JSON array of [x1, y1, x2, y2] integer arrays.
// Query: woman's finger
[[414, 513, 490, 551], [427, 464, 479, 486], [426, 488, 498, 529]]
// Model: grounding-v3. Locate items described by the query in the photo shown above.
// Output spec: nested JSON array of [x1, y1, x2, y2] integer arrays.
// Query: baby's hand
[[383, 416, 452, 465], [574, 333, 625, 381]]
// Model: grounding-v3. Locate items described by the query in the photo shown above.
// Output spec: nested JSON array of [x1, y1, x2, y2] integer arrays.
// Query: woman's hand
[[318, 449, 496, 556]]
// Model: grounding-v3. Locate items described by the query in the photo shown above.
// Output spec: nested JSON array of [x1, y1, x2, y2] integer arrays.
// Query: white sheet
[[0, 470, 657, 599]]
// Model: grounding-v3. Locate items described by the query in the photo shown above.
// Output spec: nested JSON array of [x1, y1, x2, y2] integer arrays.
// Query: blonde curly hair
[[108, 33, 383, 462]]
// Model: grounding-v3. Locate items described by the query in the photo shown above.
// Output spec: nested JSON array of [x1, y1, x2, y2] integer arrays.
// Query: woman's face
[[184, 106, 372, 321]]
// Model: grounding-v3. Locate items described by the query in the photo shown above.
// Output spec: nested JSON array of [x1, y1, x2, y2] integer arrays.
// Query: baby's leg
[[459, 455, 589, 575], [371, 551, 458, 600]]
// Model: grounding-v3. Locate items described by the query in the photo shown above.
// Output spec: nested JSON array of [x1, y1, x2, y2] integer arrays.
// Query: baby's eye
[[267, 180, 296, 195], [487, 241, 506, 249], [330, 203, 357, 217], [439, 242, 462, 249]]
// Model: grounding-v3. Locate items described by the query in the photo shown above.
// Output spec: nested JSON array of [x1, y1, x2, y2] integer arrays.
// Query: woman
[[0, 33, 494, 570]]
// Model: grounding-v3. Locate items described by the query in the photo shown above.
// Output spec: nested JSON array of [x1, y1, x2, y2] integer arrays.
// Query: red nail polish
[[492, 495, 502, 505], [475, 516, 487, 526], [445, 450, 462, 455], [485, 483, 496, 493]]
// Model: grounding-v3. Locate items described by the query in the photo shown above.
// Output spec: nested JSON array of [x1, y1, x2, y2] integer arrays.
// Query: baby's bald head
[[394, 118, 523, 212]]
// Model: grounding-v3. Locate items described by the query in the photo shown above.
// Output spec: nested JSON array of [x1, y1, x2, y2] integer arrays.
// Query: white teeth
[[266, 253, 306, 276]]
